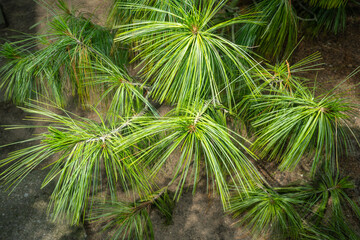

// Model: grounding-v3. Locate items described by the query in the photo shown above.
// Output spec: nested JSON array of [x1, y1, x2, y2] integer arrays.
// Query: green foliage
[[237, 52, 323, 132], [108, 0, 185, 26], [88, 56, 155, 121], [236, 53, 354, 175], [90, 189, 174, 240], [120, 102, 262, 208], [303, 171, 360, 240], [0, 1, 127, 106], [0, 100, 261, 222], [0, 43, 58, 105], [254, 52, 323, 90], [1, 0, 360, 238], [0, 102, 152, 224], [115, 0, 263, 109], [229, 187, 305, 239], [305, 0, 348, 9], [95, 201, 154, 240], [236, 0, 298, 59], [240, 80, 355, 175], [310, 6, 347, 34], [229, 170, 360, 240]]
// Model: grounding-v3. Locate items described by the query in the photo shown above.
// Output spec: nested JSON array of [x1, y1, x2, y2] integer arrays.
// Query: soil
[[0, 1, 360, 240]]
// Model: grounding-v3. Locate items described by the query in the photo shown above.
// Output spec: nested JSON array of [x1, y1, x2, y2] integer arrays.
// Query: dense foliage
[[0, 0, 359, 239]]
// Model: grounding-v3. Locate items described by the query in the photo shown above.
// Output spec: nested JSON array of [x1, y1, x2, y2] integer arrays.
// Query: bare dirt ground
[[0, 1, 360, 240]]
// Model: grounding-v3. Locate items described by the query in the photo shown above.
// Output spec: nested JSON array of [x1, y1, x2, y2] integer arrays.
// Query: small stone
[[24, 193, 29, 197], [348, 64, 353, 68]]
